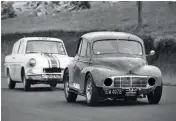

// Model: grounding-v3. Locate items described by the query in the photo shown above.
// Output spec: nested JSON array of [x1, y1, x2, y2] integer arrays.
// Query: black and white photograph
[[1, 1, 176, 121]]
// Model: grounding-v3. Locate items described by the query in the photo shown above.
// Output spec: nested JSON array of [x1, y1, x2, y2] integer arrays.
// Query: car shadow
[[2, 87, 64, 92], [74, 99, 149, 107]]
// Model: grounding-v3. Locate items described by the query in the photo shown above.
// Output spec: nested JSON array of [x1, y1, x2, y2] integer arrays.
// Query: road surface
[[1, 78, 176, 121]]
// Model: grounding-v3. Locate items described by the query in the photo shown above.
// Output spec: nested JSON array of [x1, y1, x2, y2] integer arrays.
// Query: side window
[[12, 44, 16, 54], [77, 39, 83, 55], [18, 41, 25, 54], [80, 39, 88, 57], [12, 41, 20, 54], [86, 42, 91, 57]]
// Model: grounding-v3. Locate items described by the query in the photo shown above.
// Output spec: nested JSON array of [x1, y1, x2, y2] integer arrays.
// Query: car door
[[8, 41, 20, 80], [15, 40, 26, 81], [74, 38, 91, 92], [71, 38, 82, 89]]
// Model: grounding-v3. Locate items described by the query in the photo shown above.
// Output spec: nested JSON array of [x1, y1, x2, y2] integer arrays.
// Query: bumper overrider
[[101, 75, 158, 98]]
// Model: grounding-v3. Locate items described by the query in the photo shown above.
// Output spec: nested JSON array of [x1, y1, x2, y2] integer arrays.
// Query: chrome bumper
[[124, 85, 156, 95], [26, 73, 63, 82], [103, 85, 156, 96]]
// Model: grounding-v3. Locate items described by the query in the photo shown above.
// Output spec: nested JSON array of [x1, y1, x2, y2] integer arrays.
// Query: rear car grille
[[114, 76, 148, 88], [43, 68, 62, 73]]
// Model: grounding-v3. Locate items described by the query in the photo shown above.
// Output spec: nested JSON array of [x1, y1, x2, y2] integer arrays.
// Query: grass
[[2, 2, 176, 37]]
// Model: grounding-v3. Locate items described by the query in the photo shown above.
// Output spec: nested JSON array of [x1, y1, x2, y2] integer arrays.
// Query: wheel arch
[[64, 67, 69, 74], [63, 67, 69, 81], [83, 71, 91, 94], [4, 65, 11, 77], [6, 67, 10, 77], [82, 66, 111, 88], [21, 67, 25, 82]]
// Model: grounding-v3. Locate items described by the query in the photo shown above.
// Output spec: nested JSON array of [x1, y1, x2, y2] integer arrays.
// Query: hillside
[[2, 2, 176, 37]]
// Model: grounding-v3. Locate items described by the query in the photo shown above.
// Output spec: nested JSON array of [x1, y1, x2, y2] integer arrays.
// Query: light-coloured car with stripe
[[4, 37, 73, 91]]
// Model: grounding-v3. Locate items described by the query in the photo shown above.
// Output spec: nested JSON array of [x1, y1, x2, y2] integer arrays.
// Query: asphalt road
[[2, 78, 176, 121]]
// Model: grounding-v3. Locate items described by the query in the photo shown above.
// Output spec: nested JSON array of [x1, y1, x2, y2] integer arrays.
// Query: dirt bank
[[1, 31, 176, 85]]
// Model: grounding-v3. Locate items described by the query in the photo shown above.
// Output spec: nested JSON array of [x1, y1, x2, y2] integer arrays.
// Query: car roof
[[20, 37, 63, 42], [81, 31, 143, 43]]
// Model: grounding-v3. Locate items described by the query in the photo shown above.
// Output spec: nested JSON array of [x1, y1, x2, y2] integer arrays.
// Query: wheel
[[147, 84, 163, 104], [22, 73, 31, 91], [7, 71, 16, 89], [64, 69, 77, 102], [85, 73, 99, 106]]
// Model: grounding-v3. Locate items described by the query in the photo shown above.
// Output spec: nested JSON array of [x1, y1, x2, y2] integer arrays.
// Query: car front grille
[[114, 76, 148, 88], [43, 68, 62, 73]]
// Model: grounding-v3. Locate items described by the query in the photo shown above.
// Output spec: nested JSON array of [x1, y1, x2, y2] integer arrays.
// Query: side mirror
[[146, 50, 155, 56], [150, 50, 155, 56]]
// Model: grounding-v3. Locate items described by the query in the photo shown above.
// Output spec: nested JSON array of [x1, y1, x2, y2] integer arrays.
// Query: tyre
[[147, 84, 163, 104], [64, 69, 77, 102], [22, 72, 31, 91], [7, 71, 16, 89], [85, 73, 99, 106]]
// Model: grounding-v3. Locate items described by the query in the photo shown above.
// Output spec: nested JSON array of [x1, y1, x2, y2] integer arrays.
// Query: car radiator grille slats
[[43, 68, 62, 73], [114, 77, 148, 88]]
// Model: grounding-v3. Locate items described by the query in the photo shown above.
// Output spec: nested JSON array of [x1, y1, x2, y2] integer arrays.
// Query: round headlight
[[148, 78, 155, 86], [28, 58, 36, 67], [104, 78, 113, 87]]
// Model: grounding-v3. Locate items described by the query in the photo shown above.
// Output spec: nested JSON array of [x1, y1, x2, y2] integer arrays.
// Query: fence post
[[137, 1, 142, 25]]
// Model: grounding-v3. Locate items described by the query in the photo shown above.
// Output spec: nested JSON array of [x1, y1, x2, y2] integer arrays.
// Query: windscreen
[[26, 40, 66, 55], [93, 39, 142, 56]]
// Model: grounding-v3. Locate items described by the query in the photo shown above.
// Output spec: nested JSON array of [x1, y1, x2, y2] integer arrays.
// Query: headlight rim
[[28, 58, 36, 67], [104, 78, 113, 87], [148, 77, 156, 86]]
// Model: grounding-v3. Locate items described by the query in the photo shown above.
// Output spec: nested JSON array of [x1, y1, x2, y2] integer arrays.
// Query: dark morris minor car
[[63, 32, 163, 106]]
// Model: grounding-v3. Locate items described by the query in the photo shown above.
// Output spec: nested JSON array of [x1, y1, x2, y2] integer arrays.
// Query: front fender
[[134, 65, 163, 86], [82, 66, 118, 87], [66, 62, 75, 84], [82, 65, 163, 87]]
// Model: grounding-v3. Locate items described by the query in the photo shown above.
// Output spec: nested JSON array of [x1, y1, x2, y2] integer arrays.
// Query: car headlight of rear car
[[28, 58, 36, 67]]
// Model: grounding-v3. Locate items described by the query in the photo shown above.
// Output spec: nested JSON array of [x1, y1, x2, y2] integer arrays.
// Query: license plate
[[104, 88, 122, 95], [42, 74, 61, 79]]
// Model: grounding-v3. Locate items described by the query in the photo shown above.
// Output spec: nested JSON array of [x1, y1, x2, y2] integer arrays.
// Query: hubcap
[[65, 81, 69, 96], [86, 78, 92, 101]]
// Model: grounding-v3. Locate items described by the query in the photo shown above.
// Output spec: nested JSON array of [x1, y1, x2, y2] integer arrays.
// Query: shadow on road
[[2, 87, 64, 92], [53, 99, 150, 108], [74, 100, 149, 107]]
